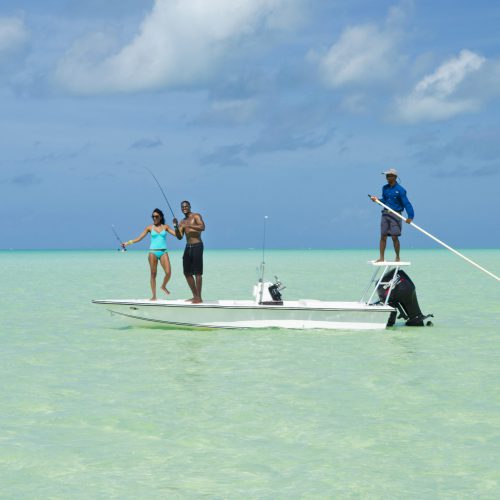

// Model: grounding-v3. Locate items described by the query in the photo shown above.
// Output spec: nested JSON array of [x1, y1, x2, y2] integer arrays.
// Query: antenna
[[259, 216, 269, 304]]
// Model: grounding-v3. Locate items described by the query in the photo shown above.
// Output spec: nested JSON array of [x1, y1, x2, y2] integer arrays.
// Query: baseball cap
[[382, 168, 398, 176]]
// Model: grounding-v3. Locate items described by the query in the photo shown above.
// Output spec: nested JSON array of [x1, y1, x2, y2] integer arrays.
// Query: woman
[[122, 208, 177, 301]]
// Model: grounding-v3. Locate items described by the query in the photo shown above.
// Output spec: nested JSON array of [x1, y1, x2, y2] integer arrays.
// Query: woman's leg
[[159, 252, 171, 295], [148, 253, 159, 300]]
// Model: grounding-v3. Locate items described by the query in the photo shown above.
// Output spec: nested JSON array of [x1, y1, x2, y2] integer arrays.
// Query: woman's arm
[[163, 224, 177, 237], [123, 226, 151, 247]]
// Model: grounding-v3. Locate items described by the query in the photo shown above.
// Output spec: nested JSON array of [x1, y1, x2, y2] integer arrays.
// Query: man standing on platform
[[370, 168, 414, 262], [173, 201, 205, 303]]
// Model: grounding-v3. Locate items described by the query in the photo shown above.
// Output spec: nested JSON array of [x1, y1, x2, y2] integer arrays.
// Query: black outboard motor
[[377, 269, 433, 327], [268, 283, 282, 302], [267, 277, 285, 305]]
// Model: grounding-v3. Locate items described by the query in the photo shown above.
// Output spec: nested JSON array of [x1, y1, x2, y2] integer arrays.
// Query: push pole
[[368, 195, 500, 282]]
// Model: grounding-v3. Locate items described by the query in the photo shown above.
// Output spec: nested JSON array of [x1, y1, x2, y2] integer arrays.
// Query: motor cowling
[[377, 269, 433, 327]]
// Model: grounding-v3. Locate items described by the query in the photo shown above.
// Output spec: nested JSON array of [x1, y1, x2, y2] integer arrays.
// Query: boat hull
[[92, 299, 394, 330]]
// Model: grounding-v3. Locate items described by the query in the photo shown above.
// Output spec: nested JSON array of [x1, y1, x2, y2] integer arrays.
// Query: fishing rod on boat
[[144, 167, 176, 219], [260, 216, 269, 281], [259, 216, 269, 304], [257, 215, 285, 304], [368, 195, 500, 282], [111, 225, 126, 252]]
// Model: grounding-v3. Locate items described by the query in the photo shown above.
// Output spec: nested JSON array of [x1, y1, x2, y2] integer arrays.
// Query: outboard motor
[[253, 276, 286, 305], [377, 269, 433, 327], [268, 282, 283, 302]]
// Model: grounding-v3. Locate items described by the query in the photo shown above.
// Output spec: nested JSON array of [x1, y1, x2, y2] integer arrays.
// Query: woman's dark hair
[[152, 208, 165, 225]]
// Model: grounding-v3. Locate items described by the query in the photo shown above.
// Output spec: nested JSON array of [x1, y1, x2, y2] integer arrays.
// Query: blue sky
[[1, 0, 499, 250]]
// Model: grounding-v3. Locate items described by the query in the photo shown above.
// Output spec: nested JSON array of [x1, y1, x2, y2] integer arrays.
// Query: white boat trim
[[104, 307, 388, 331]]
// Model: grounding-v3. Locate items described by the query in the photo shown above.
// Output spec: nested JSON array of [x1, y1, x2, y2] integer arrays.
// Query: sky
[[1, 0, 500, 250]]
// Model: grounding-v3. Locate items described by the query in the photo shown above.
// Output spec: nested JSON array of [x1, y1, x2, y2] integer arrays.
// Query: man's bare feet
[[395, 256, 400, 262], [161, 286, 170, 295], [192, 297, 202, 304], [185, 297, 194, 302], [150, 297, 157, 301], [375, 258, 384, 263]]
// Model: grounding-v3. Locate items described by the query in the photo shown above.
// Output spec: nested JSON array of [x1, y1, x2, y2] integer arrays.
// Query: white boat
[[92, 261, 414, 330]]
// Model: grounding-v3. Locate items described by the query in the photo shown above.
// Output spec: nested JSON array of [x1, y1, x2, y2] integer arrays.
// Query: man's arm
[[379, 185, 388, 204], [400, 189, 414, 222], [173, 218, 184, 240], [371, 185, 387, 203], [185, 213, 205, 232]]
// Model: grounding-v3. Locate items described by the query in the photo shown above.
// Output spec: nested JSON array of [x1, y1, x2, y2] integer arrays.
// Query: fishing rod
[[144, 167, 176, 219], [111, 225, 126, 252], [368, 195, 500, 282]]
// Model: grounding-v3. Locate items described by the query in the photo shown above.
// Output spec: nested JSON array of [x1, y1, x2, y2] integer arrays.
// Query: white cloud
[[55, 0, 294, 94], [314, 1, 414, 90], [414, 49, 485, 98], [396, 49, 486, 122], [209, 98, 258, 122], [341, 93, 369, 114], [317, 24, 400, 88], [0, 16, 29, 58]]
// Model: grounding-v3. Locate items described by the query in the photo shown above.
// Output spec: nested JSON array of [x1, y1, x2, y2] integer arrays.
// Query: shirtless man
[[173, 201, 205, 303]]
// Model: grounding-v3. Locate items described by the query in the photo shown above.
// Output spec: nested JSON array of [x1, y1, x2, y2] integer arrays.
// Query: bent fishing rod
[[111, 225, 126, 251], [368, 195, 500, 282], [144, 167, 176, 219]]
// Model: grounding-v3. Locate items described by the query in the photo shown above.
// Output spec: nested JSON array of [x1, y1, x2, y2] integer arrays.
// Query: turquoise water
[[1, 249, 499, 498]]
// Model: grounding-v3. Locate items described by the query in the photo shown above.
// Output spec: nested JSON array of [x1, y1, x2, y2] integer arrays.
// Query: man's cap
[[382, 168, 398, 176]]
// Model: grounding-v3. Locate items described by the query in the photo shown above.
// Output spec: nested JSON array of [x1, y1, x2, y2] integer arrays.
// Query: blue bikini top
[[150, 226, 167, 250]]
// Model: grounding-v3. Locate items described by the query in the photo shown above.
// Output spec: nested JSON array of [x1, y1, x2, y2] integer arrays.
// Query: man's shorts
[[381, 211, 402, 236], [183, 242, 204, 276]]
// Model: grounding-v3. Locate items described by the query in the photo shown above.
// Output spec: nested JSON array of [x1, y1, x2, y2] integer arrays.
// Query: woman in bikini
[[122, 208, 177, 301]]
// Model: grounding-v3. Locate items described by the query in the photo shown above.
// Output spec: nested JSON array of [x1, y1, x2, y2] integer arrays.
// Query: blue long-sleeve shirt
[[380, 182, 414, 219]]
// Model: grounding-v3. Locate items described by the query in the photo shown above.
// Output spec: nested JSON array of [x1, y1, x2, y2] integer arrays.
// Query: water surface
[[1, 249, 499, 497]]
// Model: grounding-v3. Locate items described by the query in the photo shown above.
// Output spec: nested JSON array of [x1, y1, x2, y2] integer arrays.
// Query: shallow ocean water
[[1, 249, 499, 498]]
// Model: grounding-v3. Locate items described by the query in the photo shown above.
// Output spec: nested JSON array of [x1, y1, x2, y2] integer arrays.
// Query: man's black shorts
[[183, 242, 204, 276]]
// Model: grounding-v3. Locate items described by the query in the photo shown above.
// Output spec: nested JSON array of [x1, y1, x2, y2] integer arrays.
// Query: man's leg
[[377, 235, 388, 262], [192, 275, 203, 303], [184, 274, 197, 301], [190, 243, 203, 303], [392, 236, 400, 261]]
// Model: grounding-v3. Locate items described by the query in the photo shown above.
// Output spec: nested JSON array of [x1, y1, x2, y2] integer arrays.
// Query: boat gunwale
[[91, 299, 395, 312]]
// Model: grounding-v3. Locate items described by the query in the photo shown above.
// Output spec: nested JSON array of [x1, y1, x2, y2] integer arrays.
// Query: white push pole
[[369, 195, 500, 282]]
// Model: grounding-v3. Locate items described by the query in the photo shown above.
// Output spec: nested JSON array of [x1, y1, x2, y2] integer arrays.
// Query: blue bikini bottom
[[149, 250, 168, 260]]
